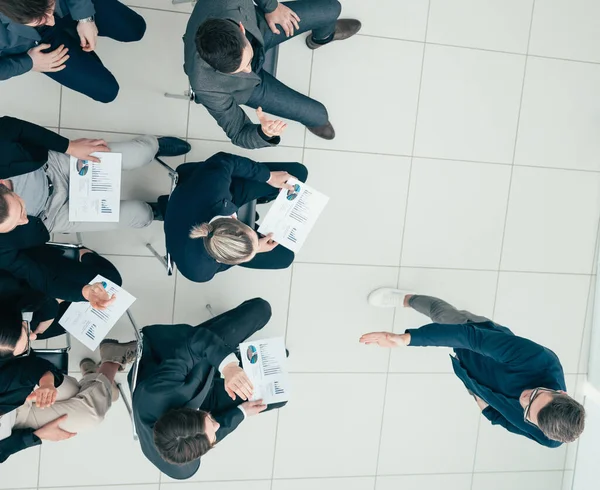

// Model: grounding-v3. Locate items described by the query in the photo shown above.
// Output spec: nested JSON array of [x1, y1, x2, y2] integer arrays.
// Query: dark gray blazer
[[183, 0, 278, 149], [0, 0, 95, 80]]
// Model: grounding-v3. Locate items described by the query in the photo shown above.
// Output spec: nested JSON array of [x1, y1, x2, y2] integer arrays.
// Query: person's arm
[[0, 246, 87, 303], [0, 54, 34, 80], [254, 0, 279, 14], [0, 429, 41, 463], [195, 92, 279, 149], [64, 0, 95, 20], [406, 323, 545, 366], [203, 152, 271, 183], [481, 405, 562, 448], [31, 297, 59, 325], [0, 116, 69, 153]]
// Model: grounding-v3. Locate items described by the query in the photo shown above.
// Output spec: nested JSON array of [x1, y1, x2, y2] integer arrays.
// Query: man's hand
[[267, 171, 296, 191], [66, 139, 110, 163], [257, 233, 278, 253], [241, 399, 267, 416], [82, 282, 116, 310], [359, 331, 410, 348], [222, 362, 254, 401], [77, 21, 98, 52], [26, 374, 57, 409], [33, 415, 77, 441], [28, 44, 69, 73], [265, 3, 301, 37], [256, 107, 287, 138]]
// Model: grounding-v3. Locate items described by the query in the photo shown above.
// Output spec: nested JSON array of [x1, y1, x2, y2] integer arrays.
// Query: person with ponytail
[[164, 151, 308, 283]]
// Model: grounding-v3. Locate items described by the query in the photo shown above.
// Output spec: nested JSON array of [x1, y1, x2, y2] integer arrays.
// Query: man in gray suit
[[184, 0, 360, 150]]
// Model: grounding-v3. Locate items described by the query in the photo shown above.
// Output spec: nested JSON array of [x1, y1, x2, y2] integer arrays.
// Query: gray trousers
[[43, 135, 158, 233], [408, 294, 513, 337], [408, 295, 492, 324]]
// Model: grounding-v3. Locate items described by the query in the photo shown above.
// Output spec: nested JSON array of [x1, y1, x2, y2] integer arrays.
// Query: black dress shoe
[[306, 19, 362, 49], [307, 121, 335, 140], [156, 137, 191, 157]]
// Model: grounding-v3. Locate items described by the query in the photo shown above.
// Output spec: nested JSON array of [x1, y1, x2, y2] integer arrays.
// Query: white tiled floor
[[1, 1, 599, 489]]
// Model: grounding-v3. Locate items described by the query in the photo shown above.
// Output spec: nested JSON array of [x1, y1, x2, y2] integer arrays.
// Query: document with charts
[[68, 153, 122, 222], [239, 337, 290, 405], [59, 275, 136, 351], [257, 179, 329, 252]]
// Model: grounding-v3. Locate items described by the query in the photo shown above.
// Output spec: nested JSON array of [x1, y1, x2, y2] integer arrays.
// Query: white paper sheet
[[58, 275, 136, 351], [68, 153, 122, 222], [257, 179, 329, 252], [239, 337, 290, 405]]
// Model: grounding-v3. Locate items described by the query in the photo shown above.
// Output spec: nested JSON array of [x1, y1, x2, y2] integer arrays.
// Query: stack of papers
[[68, 153, 122, 222], [239, 337, 290, 404], [258, 179, 329, 252]]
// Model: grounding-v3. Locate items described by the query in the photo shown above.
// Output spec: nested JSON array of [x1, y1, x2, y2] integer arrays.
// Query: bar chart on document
[[68, 152, 122, 222]]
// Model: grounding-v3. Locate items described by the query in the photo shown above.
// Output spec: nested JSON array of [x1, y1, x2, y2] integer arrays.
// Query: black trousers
[[40, 0, 146, 103], [198, 298, 287, 417], [22, 247, 122, 339], [230, 161, 308, 271], [245, 0, 342, 128]]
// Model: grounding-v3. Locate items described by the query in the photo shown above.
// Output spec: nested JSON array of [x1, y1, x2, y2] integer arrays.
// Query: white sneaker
[[368, 288, 414, 308]]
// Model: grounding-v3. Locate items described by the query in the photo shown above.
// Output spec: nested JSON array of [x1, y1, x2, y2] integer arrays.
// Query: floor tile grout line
[[347, 31, 600, 67], [54, 126, 600, 174], [121, 5, 600, 67], [94, 253, 596, 277], [478, 3, 536, 488], [27, 466, 568, 489], [395, 1, 431, 271], [490, 0, 535, 321], [372, 266, 402, 482]]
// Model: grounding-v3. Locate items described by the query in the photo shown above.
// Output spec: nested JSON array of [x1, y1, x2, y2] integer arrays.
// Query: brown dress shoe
[[307, 121, 336, 140], [306, 19, 362, 49]]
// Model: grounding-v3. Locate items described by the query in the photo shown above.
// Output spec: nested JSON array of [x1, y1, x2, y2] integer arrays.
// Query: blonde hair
[[190, 218, 256, 265]]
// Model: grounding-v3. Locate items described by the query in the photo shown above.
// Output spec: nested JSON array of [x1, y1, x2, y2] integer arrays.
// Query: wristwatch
[[78, 16, 95, 23]]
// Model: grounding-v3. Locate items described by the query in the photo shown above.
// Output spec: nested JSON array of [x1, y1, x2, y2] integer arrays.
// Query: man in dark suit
[[0, 0, 146, 102], [184, 0, 361, 149], [361, 291, 586, 447], [131, 298, 286, 479], [0, 115, 190, 233]]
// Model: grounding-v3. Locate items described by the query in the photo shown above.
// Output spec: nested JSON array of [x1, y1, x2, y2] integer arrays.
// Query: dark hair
[[0, 305, 24, 359], [0, 184, 13, 224], [195, 18, 246, 73], [0, 0, 53, 24], [537, 393, 585, 443], [153, 408, 213, 465]]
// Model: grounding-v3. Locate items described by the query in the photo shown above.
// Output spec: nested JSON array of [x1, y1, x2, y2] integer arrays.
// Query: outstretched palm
[[359, 331, 404, 348]]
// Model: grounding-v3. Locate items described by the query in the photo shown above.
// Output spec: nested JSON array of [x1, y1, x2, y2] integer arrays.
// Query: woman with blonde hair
[[164, 152, 308, 283]]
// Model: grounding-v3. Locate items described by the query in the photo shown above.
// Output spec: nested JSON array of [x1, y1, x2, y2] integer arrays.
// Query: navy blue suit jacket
[[407, 321, 566, 448]]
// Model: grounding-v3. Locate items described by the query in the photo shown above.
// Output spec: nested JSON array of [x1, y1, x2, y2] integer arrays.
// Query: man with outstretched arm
[[361, 289, 585, 447]]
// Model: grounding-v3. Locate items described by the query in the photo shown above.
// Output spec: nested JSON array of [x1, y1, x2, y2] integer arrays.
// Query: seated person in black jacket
[[0, 306, 138, 463], [0, 194, 123, 307], [131, 298, 286, 479], [164, 151, 308, 283], [0, 246, 122, 338], [0, 115, 190, 234]]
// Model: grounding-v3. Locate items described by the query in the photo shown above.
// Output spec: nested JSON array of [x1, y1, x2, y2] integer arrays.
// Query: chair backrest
[[33, 332, 72, 375]]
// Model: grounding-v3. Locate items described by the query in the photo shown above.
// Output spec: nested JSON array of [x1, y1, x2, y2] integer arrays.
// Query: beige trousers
[[13, 373, 113, 433]]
